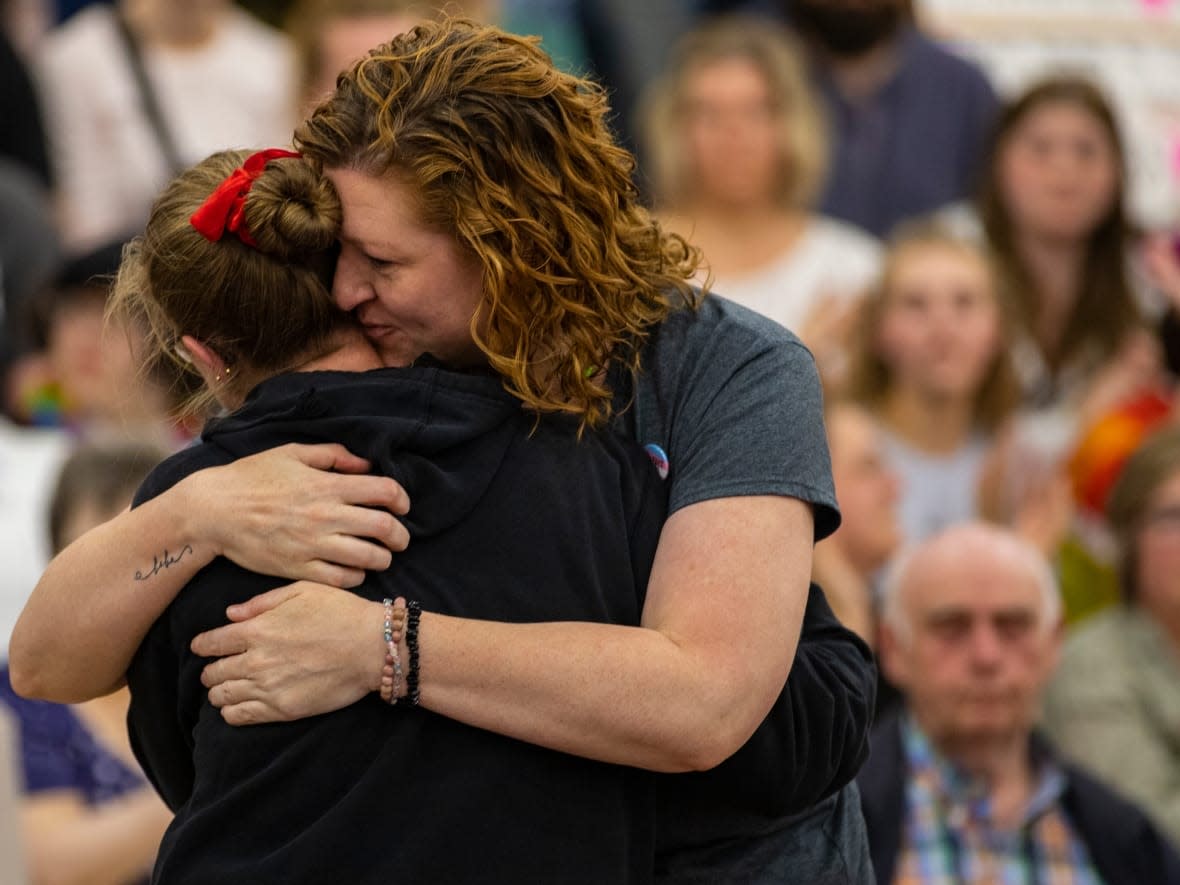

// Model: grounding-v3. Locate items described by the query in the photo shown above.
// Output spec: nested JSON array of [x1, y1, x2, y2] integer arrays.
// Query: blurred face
[[789, 0, 906, 56], [876, 243, 1002, 404], [881, 543, 1059, 749], [47, 292, 143, 421], [680, 57, 784, 208], [1134, 469, 1180, 623], [328, 168, 486, 368], [305, 14, 421, 106], [996, 100, 1120, 243], [828, 404, 901, 574]]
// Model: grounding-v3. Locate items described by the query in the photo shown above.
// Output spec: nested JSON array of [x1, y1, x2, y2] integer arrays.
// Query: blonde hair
[[638, 15, 827, 211], [109, 149, 349, 417], [294, 18, 701, 429], [847, 220, 1020, 433]]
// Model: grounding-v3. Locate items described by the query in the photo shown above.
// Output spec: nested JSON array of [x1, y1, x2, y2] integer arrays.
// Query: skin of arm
[[8, 444, 409, 703], [194, 494, 814, 773], [22, 788, 171, 885]]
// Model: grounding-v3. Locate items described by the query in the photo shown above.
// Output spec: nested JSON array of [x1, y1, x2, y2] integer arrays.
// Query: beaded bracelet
[[379, 597, 407, 705], [405, 600, 422, 706]]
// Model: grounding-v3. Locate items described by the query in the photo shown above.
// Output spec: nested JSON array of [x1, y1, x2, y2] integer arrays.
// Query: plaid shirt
[[893, 717, 1106, 885]]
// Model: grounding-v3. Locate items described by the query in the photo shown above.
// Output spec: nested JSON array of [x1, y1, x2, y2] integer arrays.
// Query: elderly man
[[857, 522, 1180, 884]]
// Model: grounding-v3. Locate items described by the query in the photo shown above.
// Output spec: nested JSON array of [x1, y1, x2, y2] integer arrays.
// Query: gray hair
[[879, 522, 1062, 644]]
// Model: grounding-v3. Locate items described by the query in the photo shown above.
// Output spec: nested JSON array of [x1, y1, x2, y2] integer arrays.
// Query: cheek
[[1137, 533, 1180, 594]]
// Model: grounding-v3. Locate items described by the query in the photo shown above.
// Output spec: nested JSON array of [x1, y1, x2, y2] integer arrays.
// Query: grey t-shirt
[[620, 293, 839, 538], [616, 295, 871, 884]]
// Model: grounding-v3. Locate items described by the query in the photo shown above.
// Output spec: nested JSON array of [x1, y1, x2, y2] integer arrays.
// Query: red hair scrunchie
[[189, 148, 302, 248]]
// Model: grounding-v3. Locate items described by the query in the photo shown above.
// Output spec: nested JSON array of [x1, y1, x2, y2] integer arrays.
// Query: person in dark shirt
[[783, 0, 997, 237]]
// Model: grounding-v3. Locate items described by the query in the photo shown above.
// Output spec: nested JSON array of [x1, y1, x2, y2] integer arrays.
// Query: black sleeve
[[655, 583, 876, 851]]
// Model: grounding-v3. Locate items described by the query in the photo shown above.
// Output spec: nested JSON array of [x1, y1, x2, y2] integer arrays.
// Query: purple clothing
[[0, 665, 143, 804], [814, 26, 998, 238]]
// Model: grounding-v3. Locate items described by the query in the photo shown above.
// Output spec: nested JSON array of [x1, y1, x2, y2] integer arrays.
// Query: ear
[[180, 334, 228, 391]]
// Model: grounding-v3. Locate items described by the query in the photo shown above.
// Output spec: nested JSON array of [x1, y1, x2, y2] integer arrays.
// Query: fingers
[[221, 701, 282, 726], [224, 584, 303, 622], [286, 445, 411, 516], [287, 443, 372, 475], [331, 506, 410, 553], [191, 622, 250, 659]]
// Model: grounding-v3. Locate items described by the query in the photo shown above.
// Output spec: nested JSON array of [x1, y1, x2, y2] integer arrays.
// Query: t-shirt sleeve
[[640, 298, 840, 540]]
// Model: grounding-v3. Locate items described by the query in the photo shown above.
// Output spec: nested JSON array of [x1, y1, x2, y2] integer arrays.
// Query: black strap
[[111, 9, 185, 176]]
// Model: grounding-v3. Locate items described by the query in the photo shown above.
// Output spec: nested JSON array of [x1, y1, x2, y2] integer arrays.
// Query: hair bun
[[244, 158, 341, 262]]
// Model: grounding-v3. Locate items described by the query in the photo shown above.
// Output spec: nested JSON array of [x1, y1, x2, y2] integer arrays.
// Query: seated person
[[0, 440, 170, 885], [1044, 425, 1180, 846], [859, 522, 1180, 885]]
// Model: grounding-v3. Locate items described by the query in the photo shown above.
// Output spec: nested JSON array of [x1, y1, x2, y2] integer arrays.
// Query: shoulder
[[649, 293, 816, 367], [1061, 757, 1180, 879], [801, 217, 883, 275], [218, 7, 294, 63], [897, 29, 996, 103], [37, 5, 120, 72], [1058, 608, 1135, 671]]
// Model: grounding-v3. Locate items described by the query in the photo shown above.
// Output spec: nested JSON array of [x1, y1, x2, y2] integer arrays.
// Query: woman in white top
[[35, 0, 297, 255], [638, 16, 880, 354]]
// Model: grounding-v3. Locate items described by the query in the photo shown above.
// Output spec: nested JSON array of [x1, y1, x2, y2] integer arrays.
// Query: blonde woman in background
[[639, 15, 880, 373]]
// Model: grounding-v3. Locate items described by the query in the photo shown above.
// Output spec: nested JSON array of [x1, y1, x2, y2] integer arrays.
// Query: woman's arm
[[194, 494, 813, 773], [22, 788, 171, 885], [9, 444, 409, 703]]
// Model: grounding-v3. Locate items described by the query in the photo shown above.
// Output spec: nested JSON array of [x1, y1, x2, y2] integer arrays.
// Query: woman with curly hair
[[66, 145, 666, 883], [12, 19, 875, 884]]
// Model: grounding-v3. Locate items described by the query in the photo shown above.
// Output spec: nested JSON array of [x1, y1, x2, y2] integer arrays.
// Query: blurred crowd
[[2, 0, 1180, 882]]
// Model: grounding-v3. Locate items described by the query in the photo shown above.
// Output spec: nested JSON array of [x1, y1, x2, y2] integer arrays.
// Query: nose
[[967, 622, 1003, 670], [332, 248, 374, 313]]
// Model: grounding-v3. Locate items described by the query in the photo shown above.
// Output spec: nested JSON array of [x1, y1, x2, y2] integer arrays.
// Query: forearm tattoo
[[134, 545, 195, 581]]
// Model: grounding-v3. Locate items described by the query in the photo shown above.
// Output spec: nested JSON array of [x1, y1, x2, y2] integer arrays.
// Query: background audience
[[847, 222, 1024, 544], [34, 0, 298, 256], [860, 523, 1180, 885], [813, 399, 900, 646], [781, 0, 998, 238], [1, 439, 170, 885], [639, 15, 881, 357], [1044, 425, 1180, 849]]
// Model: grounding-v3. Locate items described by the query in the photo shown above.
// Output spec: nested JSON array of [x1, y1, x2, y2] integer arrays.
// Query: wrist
[[172, 468, 225, 558]]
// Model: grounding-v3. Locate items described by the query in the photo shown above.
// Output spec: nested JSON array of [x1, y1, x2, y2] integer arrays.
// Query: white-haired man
[[857, 522, 1180, 885]]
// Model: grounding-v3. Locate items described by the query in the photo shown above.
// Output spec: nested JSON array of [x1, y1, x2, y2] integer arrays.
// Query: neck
[[920, 717, 1033, 830], [121, 0, 222, 47], [1014, 233, 1086, 359], [821, 38, 901, 102], [682, 199, 798, 231], [212, 329, 382, 412], [297, 328, 383, 374], [879, 385, 975, 455]]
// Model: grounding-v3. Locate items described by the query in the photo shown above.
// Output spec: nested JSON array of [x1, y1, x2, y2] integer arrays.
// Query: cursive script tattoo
[[134, 545, 195, 581]]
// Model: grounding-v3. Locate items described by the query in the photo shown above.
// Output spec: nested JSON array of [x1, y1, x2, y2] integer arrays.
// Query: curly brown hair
[[109, 149, 350, 418], [294, 18, 702, 429]]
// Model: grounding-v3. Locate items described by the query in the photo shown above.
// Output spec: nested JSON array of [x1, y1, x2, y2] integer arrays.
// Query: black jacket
[[128, 365, 665, 885]]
